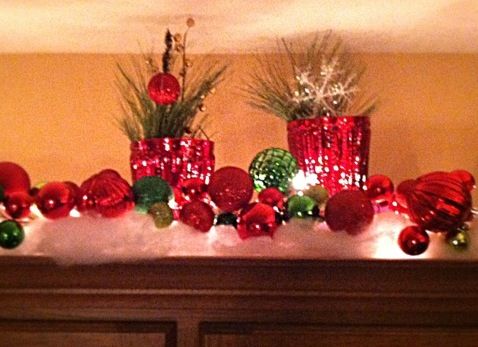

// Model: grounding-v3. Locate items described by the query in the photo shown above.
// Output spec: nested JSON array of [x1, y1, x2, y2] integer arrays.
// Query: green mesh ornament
[[133, 176, 172, 212], [249, 148, 298, 193], [148, 202, 174, 229], [0, 220, 24, 249], [287, 195, 317, 218]]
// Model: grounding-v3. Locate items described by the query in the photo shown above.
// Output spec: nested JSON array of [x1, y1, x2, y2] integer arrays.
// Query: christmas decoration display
[[237, 203, 278, 239], [180, 200, 215, 232], [148, 202, 174, 229], [36, 182, 77, 219], [249, 148, 298, 193], [398, 225, 430, 256], [406, 172, 471, 232], [132, 176, 172, 212], [78, 169, 134, 218], [117, 18, 226, 188], [0, 220, 24, 249], [325, 190, 375, 234], [0, 162, 31, 195], [208, 167, 254, 212], [244, 33, 375, 195]]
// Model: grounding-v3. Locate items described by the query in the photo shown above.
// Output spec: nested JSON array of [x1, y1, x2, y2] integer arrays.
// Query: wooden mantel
[[1, 256, 478, 347]]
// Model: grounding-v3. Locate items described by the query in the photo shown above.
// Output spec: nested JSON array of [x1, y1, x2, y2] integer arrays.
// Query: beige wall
[[0, 53, 477, 200]]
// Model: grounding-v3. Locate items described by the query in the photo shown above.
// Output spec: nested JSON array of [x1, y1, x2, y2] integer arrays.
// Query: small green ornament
[[249, 148, 298, 193], [446, 225, 470, 251], [304, 184, 329, 206], [0, 220, 25, 249], [133, 176, 172, 212], [148, 202, 174, 229], [287, 194, 317, 218]]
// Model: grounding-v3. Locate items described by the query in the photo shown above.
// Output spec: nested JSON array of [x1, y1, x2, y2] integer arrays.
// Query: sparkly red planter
[[287, 116, 371, 195], [130, 138, 215, 188]]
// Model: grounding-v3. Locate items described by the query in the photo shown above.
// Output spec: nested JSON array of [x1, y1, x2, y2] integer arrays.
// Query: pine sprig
[[244, 32, 376, 121]]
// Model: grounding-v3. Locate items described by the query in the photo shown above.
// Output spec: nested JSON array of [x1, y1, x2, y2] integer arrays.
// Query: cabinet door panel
[[202, 323, 478, 347], [0, 321, 175, 347]]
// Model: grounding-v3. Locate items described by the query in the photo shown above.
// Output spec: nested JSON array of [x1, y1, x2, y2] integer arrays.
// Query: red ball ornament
[[406, 172, 472, 232], [208, 167, 253, 212], [147, 72, 181, 105], [180, 178, 208, 202], [450, 169, 475, 192], [4, 191, 33, 219], [78, 169, 134, 218], [180, 200, 215, 232], [237, 203, 278, 239], [0, 162, 30, 194], [398, 225, 430, 256], [325, 190, 374, 235], [364, 174, 394, 204], [258, 187, 285, 210], [36, 182, 76, 219]]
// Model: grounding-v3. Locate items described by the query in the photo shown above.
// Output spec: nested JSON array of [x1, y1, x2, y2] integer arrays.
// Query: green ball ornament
[[0, 220, 24, 249], [148, 202, 174, 229], [249, 148, 298, 193], [287, 194, 317, 218], [133, 176, 172, 212], [446, 225, 470, 251], [304, 185, 329, 206]]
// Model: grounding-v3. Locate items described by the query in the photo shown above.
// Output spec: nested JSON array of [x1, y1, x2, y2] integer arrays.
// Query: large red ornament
[[208, 167, 253, 212], [78, 169, 134, 218], [0, 162, 30, 195], [180, 200, 215, 232], [147, 72, 181, 105], [36, 182, 76, 219], [406, 172, 472, 232], [237, 203, 278, 239], [364, 174, 394, 204], [325, 190, 374, 235], [4, 191, 33, 219], [398, 225, 429, 256]]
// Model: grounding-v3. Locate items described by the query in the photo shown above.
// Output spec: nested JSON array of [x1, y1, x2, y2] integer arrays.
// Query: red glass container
[[130, 138, 215, 188], [287, 116, 371, 195]]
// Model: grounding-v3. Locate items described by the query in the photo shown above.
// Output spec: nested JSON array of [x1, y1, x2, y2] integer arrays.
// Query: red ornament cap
[[147, 72, 181, 105]]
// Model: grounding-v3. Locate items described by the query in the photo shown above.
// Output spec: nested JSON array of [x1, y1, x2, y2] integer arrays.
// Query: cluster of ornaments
[[0, 153, 475, 257]]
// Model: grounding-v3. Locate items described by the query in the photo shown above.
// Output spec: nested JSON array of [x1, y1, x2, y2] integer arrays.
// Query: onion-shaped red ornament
[[78, 169, 134, 218], [36, 182, 76, 219], [4, 191, 33, 219], [398, 225, 429, 256], [180, 200, 215, 232], [450, 169, 476, 192], [208, 167, 253, 212], [364, 174, 394, 204], [0, 162, 30, 195], [237, 203, 277, 239], [147, 72, 180, 105], [406, 172, 472, 232], [325, 190, 374, 235]]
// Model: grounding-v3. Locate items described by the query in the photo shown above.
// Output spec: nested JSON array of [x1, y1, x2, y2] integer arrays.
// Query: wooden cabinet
[[0, 257, 477, 346]]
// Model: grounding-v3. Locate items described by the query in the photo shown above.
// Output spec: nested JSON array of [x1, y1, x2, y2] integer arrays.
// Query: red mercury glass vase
[[287, 116, 371, 196], [130, 138, 215, 188]]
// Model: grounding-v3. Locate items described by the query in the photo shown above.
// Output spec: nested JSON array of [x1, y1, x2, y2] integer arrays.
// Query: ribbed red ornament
[[130, 138, 215, 189], [406, 172, 472, 232], [287, 116, 370, 196]]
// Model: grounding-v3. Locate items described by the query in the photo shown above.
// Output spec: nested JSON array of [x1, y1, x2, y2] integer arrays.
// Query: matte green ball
[[148, 202, 174, 229], [133, 176, 172, 212], [0, 220, 25, 249], [304, 185, 329, 206], [249, 148, 298, 193], [287, 195, 317, 218]]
